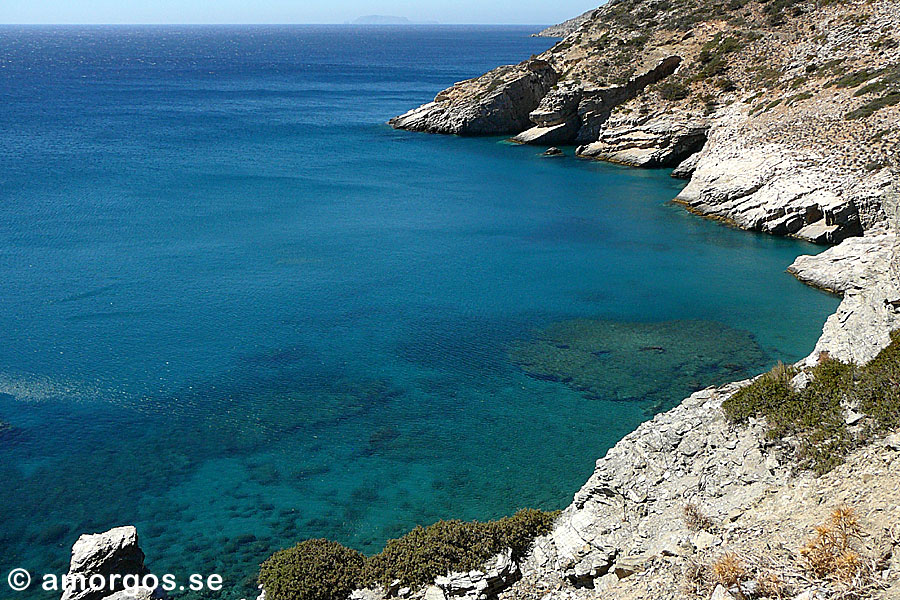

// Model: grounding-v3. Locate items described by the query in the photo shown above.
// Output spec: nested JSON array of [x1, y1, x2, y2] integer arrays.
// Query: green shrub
[[723, 331, 900, 474], [658, 80, 691, 101], [259, 539, 366, 600], [786, 91, 813, 105], [857, 331, 900, 431], [259, 509, 559, 600], [695, 34, 745, 80], [845, 91, 900, 120], [363, 509, 559, 588], [716, 78, 738, 92], [722, 361, 797, 423], [829, 68, 881, 89]]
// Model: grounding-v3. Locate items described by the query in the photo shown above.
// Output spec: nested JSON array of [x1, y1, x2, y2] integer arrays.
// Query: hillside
[[388, 1, 900, 599], [390, 0, 900, 245], [533, 9, 597, 37]]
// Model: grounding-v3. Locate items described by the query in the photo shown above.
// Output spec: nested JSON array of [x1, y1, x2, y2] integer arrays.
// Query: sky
[[0, 0, 600, 25]]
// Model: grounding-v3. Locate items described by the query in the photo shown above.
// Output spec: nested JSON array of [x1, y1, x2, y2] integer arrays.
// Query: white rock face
[[577, 114, 708, 168], [514, 384, 785, 591], [61, 526, 153, 600], [434, 548, 518, 600], [673, 106, 888, 243], [789, 231, 900, 364], [388, 61, 559, 135]]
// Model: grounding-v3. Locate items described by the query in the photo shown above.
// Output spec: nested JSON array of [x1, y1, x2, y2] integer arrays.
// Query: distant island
[[350, 15, 439, 25]]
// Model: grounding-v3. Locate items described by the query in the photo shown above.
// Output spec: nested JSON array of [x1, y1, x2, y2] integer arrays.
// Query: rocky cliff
[[62, 3, 900, 600], [533, 9, 597, 38], [391, 0, 900, 245], [384, 1, 900, 599]]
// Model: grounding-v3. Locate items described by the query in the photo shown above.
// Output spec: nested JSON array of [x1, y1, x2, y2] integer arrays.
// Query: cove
[[0, 25, 840, 599]]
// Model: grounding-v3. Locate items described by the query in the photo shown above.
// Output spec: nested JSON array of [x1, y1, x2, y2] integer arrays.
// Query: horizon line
[[0, 22, 553, 26]]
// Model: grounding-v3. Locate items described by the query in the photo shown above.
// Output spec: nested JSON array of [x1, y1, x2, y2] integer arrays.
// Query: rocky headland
[[391, 0, 900, 597], [533, 10, 597, 38], [58, 1, 900, 600]]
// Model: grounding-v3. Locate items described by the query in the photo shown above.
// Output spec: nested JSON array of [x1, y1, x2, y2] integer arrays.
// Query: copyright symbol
[[7, 568, 31, 591]]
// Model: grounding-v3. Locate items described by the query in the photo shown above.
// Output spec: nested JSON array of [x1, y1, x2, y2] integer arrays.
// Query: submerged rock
[[509, 319, 767, 405]]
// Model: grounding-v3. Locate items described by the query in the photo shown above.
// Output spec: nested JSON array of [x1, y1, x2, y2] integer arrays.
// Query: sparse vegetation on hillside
[[688, 505, 889, 599], [259, 509, 559, 600], [723, 331, 900, 474]]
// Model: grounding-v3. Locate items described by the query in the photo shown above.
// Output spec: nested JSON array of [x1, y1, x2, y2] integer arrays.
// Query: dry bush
[[682, 559, 712, 596], [756, 570, 789, 599], [683, 503, 716, 532], [796, 505, 890, 599], [711, 552, 750, 600], [799, 505, 863, 580]]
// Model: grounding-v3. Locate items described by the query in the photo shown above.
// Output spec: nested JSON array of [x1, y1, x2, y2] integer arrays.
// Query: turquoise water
[[0, 26, 839, 599]]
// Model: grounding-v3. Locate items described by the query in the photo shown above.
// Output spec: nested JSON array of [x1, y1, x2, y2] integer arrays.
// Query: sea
[[0, 25, 840, 598]]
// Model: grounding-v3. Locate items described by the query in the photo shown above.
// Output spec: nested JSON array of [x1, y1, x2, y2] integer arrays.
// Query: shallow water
[[0, 25, 839, 598]]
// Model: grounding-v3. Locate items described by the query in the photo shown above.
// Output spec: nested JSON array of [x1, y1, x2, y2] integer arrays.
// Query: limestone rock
[[885, 433, 900, 451], [424, 586, 447, 600], [690, 531, 720, 552], [711, 585, 735, 600], [672, 151, 702, 179], [102, 588, 164, 600], [350, 588, 386, 600], [435, 548, 519, 600], [61, 527, 150, 600], [578, 114, 708, 168], [533, 10, 596, 38], [790, 232, 900, 364], [389, 60, 558, 135], [673, 107, 883, 244]]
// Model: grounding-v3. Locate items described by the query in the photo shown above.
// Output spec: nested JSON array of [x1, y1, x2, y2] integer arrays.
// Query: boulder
[[61, 527, 151, 600], [435, 548, 518, 600]]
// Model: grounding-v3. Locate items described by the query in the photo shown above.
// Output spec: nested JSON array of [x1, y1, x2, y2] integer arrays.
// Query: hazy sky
[[0, 0, 600, 25]]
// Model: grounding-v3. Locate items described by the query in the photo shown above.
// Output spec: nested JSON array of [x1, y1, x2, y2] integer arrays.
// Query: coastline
[[45, 4, 900, 599], [349, 0, 900, 595]]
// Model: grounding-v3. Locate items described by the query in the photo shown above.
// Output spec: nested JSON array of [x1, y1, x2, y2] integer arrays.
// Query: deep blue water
[[0, 25, 839, 598]]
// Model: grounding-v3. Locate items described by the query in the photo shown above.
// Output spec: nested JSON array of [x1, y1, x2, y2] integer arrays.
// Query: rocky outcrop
[[670, 104, 899, 244], [789, 231, 900, 365], [434, 549, 519, 600], [60, 527, 159, 600], [351, 549, 521, 600], [577, 113, 708, 168], [510, 56, 683, 147], [504, 420, 900, 600], [388, 60, 558, 135], [512, 384, 787, 592], [533, 9, 597, 38]]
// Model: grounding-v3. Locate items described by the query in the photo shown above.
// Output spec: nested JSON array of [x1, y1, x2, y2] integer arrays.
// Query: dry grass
[[683, 503, 716, 533], [799, 505, 863, 580], [711, 553, 750, 600], [755, 570, 789, 599]]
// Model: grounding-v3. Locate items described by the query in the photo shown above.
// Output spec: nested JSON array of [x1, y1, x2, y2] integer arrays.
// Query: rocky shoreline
[[54, 1, 900, 599]]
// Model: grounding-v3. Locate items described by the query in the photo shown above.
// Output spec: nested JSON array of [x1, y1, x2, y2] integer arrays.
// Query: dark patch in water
[[54, 283, 119, 304], [510, 319, 769, 407]]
